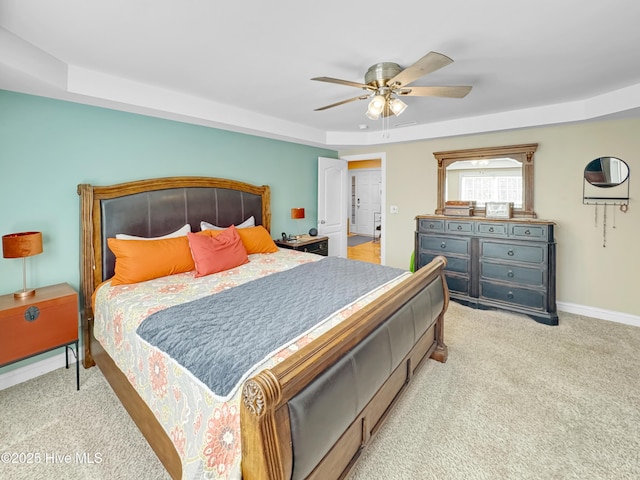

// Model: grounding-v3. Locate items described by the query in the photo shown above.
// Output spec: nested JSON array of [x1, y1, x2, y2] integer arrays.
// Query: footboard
[[241, 256, 448, 480]]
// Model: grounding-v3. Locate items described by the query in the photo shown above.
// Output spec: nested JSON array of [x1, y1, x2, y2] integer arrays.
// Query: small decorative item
[[2, 231, 43, 298], [444, 200, 475, 217], [485, 202, 513, 219], [308, 228, 318, 236]]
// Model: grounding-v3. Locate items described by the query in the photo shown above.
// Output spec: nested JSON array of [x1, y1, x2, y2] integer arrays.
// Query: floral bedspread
[[93, 249, 410, 479]]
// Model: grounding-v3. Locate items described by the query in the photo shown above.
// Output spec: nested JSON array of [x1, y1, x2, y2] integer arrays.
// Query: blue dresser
[[415, 215, 558, 325]]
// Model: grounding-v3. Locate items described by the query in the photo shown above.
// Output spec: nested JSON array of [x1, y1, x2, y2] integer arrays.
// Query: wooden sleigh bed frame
[[78, 176, 449, 480]]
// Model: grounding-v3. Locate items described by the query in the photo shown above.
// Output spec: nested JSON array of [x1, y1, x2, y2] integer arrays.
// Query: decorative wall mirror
[[582, 156, 630, 247], [434, 143, 537, 218], [583, 156, 629, 190]]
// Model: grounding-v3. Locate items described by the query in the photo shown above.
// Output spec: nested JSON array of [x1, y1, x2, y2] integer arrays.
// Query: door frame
[[341, 152, 387, 265]]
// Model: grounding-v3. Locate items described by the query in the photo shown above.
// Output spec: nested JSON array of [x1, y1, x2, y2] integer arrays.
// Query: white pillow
[[115, 224, 191, 240], [200, 216, 255, 231]]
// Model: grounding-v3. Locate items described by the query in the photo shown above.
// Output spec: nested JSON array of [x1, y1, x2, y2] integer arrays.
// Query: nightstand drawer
[[0, 285, 78, 366], [303, 239, 328, 256]]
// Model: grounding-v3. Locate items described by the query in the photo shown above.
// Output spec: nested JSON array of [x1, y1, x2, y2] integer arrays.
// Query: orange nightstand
[[0, 283, 79, 389]]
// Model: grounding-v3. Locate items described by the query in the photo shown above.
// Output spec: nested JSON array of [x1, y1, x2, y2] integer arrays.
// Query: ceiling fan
[[312, 51, 472, 120]]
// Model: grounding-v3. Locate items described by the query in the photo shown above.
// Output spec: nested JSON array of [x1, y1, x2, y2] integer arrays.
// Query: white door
[[318, 157, 348, 257], [352, 169, 382, 235]]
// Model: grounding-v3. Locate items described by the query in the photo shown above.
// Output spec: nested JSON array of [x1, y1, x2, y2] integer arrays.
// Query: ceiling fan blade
[[311, 76, 373, 90], [398, 85, 472, 98], [388, 51, 454, 87], [314, 95, 370, 111]]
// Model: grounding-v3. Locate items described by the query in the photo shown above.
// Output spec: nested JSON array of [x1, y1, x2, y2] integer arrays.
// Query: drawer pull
[[507, 270, 514, 277], [507, 249, 515, 256], [524, 229, 531, 235], [429, 223, 435, 229], [440, 242, 447, 249], [507, 291, 514, 299], [457, 225, 462, 230], [488, 227, 494, 233], [24, 306, 40, 322]]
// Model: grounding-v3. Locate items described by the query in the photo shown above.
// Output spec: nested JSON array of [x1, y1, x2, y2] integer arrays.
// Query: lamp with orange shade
[[2, 231, 43, 299], [287, 208, 306, 241], [290, 208, 305, 220]]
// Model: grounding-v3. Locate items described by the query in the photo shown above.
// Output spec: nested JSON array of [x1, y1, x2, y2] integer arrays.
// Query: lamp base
[[14, 288, 36, 299]]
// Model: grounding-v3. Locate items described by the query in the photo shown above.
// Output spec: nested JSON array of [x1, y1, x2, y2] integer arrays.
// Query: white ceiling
[[2, 0, 640, 148]]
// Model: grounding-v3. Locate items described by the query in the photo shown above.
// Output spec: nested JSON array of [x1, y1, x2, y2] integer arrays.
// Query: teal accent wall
[[0, 90, 336, 374]]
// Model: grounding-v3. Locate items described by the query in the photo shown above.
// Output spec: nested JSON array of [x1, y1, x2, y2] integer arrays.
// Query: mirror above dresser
[[434, 143, 538, 218]]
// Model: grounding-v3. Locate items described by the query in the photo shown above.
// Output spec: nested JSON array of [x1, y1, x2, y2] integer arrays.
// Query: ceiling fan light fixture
[[389, 97, 407, 116], [365, 109, 381, 120], [367, 95, 386, 115]]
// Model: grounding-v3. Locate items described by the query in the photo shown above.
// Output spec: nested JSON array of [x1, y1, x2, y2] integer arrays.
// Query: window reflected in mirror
[[446, 158, 523, 208]]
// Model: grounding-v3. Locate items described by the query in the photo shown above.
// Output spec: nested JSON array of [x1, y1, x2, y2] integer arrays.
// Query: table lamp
[[2, 231, 43, 299], [289, 208, 305, 240]]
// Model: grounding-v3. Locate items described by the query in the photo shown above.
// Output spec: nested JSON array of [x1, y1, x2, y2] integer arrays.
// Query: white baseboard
[[0, 352, 70, 391], [557, 301, 640, 328]]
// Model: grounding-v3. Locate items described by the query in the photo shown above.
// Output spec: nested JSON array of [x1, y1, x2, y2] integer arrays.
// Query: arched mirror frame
[[434, 143, 538, 218]]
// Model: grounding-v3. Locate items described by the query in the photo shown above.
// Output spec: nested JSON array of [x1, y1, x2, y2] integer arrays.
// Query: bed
[[77, 176, 449, 480]]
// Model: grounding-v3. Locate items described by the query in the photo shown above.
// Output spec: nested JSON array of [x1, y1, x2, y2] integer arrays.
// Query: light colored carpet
[[1, 303, 639, 479], [347, 302, 640, 480], [0, 365, 170, 480]]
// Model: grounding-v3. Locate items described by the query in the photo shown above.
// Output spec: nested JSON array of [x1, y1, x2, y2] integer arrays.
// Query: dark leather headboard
[[78, 177, 270, 289], [100, 186, 264, 280]]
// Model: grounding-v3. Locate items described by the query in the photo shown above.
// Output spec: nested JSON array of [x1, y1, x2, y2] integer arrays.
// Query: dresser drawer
[[481, 261, 545, 287], [480, 282, 546, 310], [419, 252, 470, 274], [481, 241, 546, 264], [445, 220, 474, 234], [477, 222, 508, 236], [509, 224, 550, 241], [418, 218, 444, 233], [445, 274, 470, 295], [419, 235, 469, 255], [0, 291, 78, 365]]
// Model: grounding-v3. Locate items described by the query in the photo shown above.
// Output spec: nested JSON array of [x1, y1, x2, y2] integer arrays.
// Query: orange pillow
[[187, 227, 249, 277], [197, 229, 224, 238], [107, 236, 195, 285], [236, 226, 279, 254]]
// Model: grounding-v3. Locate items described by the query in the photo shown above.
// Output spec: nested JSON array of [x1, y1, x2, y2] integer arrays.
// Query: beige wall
[[341, 118, 640, 316]]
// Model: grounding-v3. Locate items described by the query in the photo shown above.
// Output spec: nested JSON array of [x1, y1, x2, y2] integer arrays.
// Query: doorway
[[345, 157, 384, 265]]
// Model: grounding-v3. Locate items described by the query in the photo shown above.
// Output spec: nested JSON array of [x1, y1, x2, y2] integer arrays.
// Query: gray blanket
[[136, 256, 406, 399]]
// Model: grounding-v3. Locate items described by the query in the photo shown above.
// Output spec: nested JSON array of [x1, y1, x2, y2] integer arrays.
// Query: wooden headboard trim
[[77, 176, 271, 367]]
